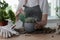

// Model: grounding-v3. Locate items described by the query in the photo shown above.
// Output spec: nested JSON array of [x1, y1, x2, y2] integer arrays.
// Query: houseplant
[[56, 6, 60, 18], [56, 6, 60, 28], [24, 17, 37, 32], [0, 0, 16, 26], [56, 6, 60, 17]]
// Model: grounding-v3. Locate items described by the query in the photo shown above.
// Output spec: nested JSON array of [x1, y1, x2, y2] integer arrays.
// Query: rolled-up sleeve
[[39, 0, 49, 14], [17, 0, 25, 11]]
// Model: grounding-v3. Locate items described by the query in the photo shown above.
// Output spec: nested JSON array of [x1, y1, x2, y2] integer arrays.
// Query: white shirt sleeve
[[39, 0, 49, 14], [17, 0, 25, 12]]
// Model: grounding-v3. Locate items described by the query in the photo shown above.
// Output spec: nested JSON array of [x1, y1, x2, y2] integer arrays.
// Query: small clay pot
[[0, 21, 8, 26]]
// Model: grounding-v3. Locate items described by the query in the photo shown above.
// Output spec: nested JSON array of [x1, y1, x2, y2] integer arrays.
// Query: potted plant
[[56, 6, 60, 17], [24, 17, 37, 32], [56, 6, 60, 27], [0, 0, 16, 26]]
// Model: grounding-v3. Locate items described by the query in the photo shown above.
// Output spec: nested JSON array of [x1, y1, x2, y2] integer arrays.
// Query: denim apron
[[24, 5, 42, 21], [24, 5, 42, 32]]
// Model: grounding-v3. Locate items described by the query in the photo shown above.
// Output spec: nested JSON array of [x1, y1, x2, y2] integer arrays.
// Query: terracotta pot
[[0, 21, 8, 26]]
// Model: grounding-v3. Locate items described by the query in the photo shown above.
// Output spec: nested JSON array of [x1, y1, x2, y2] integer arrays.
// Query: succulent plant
[[25, 17, 37, 23]]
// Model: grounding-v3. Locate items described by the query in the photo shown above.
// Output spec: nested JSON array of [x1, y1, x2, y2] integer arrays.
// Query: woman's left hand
[[35, 14, 48, 29], [35, 21, 47, 29]]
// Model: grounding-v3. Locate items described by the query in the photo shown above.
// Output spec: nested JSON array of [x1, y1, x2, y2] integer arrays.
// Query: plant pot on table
[[24, 23, 35, 33], [0, 21, 8, 26], [24, 17, 37, 33], [0, 0, 16, 26]]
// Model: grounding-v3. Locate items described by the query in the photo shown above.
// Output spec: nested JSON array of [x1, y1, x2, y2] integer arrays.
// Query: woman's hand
[[16, 8, 24, 21], [35, 21, 47, 29], [35, 14, 48, 29], [16, 8, 23, 16]]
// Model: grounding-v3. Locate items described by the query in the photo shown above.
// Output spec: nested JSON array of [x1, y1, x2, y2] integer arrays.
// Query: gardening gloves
[[0, 21, 19, 38]]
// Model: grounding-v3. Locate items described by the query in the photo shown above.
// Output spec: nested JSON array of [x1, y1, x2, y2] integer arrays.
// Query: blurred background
[[2, 0, 60, 28]]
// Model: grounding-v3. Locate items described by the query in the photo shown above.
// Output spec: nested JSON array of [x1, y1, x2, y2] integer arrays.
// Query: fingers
[[0, 29, 6, 38], [0, 29, 1, 37], [35, 23, 40, 29], [10, 30, 19, 35], [2, 30, 9, 38], [16, 8, 23, 16], [0, 28, 12, 38], [7, 32, 11, 38], [35, 22, 44, 29], [3, 30, 6, 38], [0, 27, 19, 38], [5, 31, 8, 38], [1, 29, 3, 37]]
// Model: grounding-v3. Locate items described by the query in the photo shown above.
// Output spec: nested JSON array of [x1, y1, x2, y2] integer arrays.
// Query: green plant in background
[[0, 0, 16, 24], [8, 10, 16, 24], [56, 7, 60, 12], [56, 7, 60, 19]]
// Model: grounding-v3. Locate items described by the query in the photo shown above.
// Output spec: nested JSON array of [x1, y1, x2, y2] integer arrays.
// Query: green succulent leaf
[[25, 17, 36, 23]]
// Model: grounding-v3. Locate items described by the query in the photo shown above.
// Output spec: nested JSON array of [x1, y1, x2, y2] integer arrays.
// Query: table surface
[[0, 20, 60, 40], [0, 34, 60, 40]]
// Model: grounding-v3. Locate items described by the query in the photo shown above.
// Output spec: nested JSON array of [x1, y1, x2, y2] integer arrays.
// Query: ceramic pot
[[24, 23, 35, 32]]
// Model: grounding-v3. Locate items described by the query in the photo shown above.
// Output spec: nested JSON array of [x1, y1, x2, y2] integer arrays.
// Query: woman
[[16, 0, 49, 32]]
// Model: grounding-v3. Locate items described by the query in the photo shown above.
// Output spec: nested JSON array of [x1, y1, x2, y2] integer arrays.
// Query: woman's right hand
[[16, 8, 23, 21], [16, 8, 23, 16]]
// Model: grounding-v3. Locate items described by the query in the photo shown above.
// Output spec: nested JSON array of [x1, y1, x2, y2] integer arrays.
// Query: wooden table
[[0, 34, 60, 40]]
